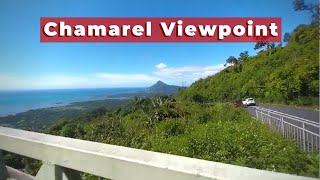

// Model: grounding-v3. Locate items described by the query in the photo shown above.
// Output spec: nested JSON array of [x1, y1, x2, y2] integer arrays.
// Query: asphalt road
[[254, 104, 319, 123], [247, 104, 319, 132]]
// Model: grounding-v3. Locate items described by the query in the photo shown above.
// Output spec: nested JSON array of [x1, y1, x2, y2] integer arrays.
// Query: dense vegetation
[[3, 2, 319, 178], [177, 24, 319, 107], [24, 95, 317, 179], [41, 23, 319, 179]]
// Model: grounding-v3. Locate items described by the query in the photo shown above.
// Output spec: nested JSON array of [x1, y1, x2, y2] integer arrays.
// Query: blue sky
[[0, 0, 316, 89]]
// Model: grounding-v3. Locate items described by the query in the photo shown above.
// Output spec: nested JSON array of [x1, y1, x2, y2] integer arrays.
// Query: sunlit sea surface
[[0, 88, 144, 117]]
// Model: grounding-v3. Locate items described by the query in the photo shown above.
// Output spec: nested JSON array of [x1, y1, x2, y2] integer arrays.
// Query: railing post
[[62, 167, 83, 180], [35, 163, 59, 180], [35, 162, 82, 180], [267, 111, 271, 127], [281, 116, 284, 135], [6, 166, 34, 180], [0, 150, 8, 180], [302, 123, 306, 151]]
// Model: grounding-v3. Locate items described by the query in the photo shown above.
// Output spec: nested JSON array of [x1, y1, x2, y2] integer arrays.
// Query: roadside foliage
[[3, 23, 319, 180], [177, 24, 319, 107]]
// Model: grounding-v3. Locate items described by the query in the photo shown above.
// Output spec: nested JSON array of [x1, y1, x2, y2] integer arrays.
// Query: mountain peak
[[154, 80, 167, 86], [148, 81, 181, 95]]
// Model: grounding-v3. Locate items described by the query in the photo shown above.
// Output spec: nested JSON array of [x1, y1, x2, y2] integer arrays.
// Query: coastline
[[0, 83, 180, 131], [0, 96, 132, 118], [0, 87, 148, 117], [0, 97, 131, 132]]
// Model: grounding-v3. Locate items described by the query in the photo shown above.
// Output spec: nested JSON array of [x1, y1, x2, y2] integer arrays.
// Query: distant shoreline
[[0, 87, 148, 118], [0, 97, 131, 131], [0, 92, 164, 130], [0, 97, 132, 118], [0, 81, 181, 130]]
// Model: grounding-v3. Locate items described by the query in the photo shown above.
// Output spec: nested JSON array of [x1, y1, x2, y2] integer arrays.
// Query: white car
[[242, 98, 256, 106]]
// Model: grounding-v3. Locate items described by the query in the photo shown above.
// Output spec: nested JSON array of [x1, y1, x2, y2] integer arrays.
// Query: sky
[[0, 0, 316, 90]]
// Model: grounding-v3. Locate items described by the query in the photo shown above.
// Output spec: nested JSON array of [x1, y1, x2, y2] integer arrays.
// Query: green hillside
[[4, 19, 320, 180], [177, 24, 319, 107], [42, 96, 319, 178]]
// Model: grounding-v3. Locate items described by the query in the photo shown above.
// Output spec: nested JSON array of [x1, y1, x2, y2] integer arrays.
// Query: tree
[[269, 43, 275, 49], [254, 42, 267, 50], [292, 0, 319, 24], [254, 42, 275, 55], [225, 56, 238, 66], [191, 94, 207, 103], [283, 32, 292, 43], [293, 0, 305, 11], [60, 124, 77, 138], [239, 51, 249, 61]]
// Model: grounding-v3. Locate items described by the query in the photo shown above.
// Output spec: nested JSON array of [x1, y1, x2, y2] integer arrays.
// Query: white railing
[[0, 126, 317, 180], [254, 106, 320, 153]]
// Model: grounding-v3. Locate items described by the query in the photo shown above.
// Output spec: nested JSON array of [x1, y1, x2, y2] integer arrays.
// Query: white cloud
[[95, 73, 155, 82], [154, 63, 225, 84], [0, 73, 158, 90], [93, 73, 157, 86], [155, 63, 167, 69], [0, 63, 225, 90]]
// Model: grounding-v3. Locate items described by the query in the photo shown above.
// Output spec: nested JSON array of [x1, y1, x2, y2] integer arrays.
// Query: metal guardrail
[[254, 106, 320, 153], [0, 126, 317, 180]]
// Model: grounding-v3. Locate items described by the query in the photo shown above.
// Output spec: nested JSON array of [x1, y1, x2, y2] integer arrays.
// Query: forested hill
[[6, 24, 319, 179], [176, 24, 319, 107], [148, 81, 182, 95]]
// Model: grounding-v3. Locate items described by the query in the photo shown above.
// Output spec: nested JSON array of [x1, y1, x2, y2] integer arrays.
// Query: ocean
[[0, 88, 145, 117]]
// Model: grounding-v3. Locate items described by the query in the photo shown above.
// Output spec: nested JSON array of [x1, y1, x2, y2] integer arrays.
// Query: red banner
[[40, 17, 281, 42]]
